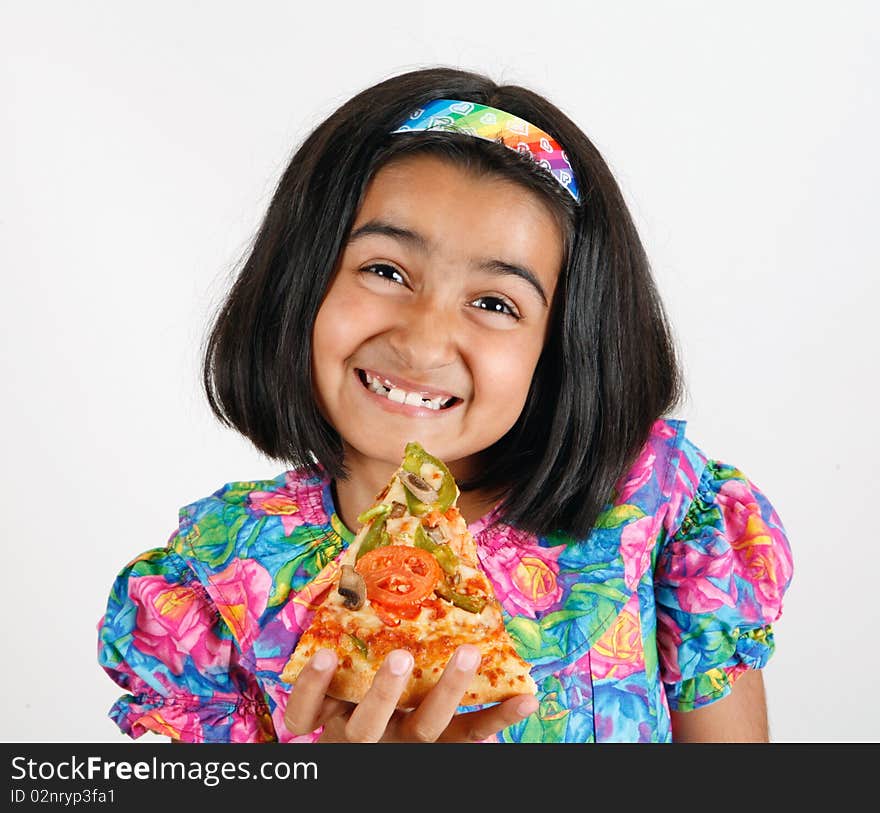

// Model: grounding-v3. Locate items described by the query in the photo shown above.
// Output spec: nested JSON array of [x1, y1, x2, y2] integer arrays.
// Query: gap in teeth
[[362, 370, 453, 409]]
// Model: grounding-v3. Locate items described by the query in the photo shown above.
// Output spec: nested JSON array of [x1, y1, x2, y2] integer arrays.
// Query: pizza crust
[[280, 591, 537, 708], [281, 622, 536, 709]]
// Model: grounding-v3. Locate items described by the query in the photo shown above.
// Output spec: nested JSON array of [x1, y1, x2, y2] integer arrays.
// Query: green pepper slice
[[413, 525, 459, 576], [357, 502, 391, 525], [434, 581, 487, 614], [356, 516, 391, 560], [403, 442, 457, 512], [346, 633, 368, 657]]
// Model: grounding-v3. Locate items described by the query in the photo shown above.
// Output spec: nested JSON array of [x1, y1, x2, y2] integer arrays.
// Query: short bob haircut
[[203, 66, 683, 539]]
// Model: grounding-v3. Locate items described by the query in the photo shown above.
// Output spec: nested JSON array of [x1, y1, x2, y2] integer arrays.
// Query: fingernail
[[388, 650, 413, 676], [455, 646, 481, 671], [312, 649, 335, 672], [517, 697, 538, 717]]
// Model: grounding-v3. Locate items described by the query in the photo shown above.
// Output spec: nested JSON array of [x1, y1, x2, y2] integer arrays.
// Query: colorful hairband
[[390, 99, 580, 203]]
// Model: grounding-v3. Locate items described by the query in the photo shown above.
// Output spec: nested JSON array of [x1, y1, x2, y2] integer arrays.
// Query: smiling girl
[[97, 66, 793, 743]]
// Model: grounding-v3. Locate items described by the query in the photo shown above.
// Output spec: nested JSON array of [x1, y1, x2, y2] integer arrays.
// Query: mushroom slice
[[400, 471, 439, 505], [389, 500, 406, 519], [426, 525, 448, 545], [338, 565, 366, 610]]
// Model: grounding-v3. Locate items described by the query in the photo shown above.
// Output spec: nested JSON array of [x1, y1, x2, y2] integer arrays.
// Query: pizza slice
[[280, 441, 537, 709]]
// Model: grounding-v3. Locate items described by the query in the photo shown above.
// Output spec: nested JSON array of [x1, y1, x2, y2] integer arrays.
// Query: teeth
[[362, 371, 454, 411]]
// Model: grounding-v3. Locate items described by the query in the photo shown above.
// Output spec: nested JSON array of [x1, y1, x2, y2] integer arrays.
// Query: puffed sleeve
[[655, 458, 794, 711], [96, 535, 277, 742]]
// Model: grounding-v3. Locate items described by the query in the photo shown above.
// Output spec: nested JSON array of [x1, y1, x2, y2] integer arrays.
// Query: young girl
[[97, 66, 793, 743]]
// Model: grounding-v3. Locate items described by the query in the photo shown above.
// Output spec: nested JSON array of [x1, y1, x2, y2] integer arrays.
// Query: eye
[[360, 263, 406, 285], [469, 295, 522, 320]]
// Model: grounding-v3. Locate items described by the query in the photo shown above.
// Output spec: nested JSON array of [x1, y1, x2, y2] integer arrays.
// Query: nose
[[387, 299, 460, 372]]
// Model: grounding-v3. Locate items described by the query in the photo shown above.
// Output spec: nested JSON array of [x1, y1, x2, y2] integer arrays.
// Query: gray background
[[2, 1, 878, 742]]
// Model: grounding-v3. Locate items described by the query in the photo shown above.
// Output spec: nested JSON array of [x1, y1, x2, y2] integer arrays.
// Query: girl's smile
[[311, 153, 564, 524], [355, 368, 462, 413]]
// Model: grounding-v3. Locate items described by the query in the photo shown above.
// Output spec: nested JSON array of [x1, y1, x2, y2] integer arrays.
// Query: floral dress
[[96, 419, 794, 742]]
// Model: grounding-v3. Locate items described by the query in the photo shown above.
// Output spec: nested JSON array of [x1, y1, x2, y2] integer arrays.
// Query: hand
[[283, 646, 538, 742]]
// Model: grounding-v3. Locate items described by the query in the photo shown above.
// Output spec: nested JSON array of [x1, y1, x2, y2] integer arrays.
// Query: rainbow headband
[[390, 99, 580, 203]]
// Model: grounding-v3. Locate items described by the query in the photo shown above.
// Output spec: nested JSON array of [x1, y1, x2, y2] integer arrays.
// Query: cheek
[[470, 336, 543, 407], [313, 283, 378, 365]]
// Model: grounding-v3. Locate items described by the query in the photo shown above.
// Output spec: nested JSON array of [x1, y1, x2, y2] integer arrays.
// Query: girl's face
[[311, 153, 564, 480]]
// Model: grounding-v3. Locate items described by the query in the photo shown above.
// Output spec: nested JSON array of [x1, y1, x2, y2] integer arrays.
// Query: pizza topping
[[389, 500, 406, 519], [414, 524, 459, 575], [346, 632, 368, 657], [356, 545, 441, 610], [370, 602, 402, 627], [400, 470, 439, 505], [418, 461, 446, 491], [385, 515, 419, 539], [425, 523, 454, 549], [357, 502, 391, 525], [403, 442, 457, 512], [338, 565, 366, 610], [422, 509, 444, 528], [356, 513, 391, 560], [434, 580, 488, 614]]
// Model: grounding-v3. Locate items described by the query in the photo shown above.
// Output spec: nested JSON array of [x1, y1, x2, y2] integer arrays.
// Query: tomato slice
[[355, 545, 441, 610]]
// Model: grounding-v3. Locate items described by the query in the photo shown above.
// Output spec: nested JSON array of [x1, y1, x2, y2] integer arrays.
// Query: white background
[[2, 1, 878, 742]]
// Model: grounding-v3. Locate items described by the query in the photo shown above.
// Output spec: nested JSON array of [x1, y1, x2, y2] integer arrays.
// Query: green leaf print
[[310, 536, 344, 575], [127, 551, 174, 579], [569, 580, 629, 604], [506, 616, 556, 661], [238, 516, 267, 554], [502, 676, 570, 743], [220, 482, 265, 505], [643, 624, 658, 678], [543, 530, 574, 548], [181, 511, 236, 568], [267, 557, 300, 608], [594, 504, 645, 529]]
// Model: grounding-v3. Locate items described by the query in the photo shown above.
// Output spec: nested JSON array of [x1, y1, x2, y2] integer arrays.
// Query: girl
[[97, 66, 793, 743]]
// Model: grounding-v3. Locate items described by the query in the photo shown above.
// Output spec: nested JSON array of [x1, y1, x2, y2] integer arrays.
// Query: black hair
[[202, 66, 684, 539]]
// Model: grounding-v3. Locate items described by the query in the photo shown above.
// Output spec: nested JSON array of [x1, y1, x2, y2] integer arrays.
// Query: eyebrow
[[347, 218, 549, 307]]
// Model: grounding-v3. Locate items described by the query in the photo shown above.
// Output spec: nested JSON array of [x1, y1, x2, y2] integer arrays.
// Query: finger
[[283, 648, 338, 735], [438, 693, 539, 743], [401, 645, 482, 742], [344, 649, 413, 742], [314, 697, 353, 729]]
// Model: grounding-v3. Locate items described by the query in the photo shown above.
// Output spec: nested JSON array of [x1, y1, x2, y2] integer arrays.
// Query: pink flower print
[[620, 516, 658, 589], [256, 559, 343, 675], [479, 526, 563, 618], [511, 554, 564, 613], [617, 418, 687, 519], [130, 707, 201, 742], [661, 543, 737, 614], [662, 448, 703, 538], [650, 418, 677, 441], [713, 477, 757, 540], [208, 559, 272, 652], [716, 480, 793, 622], [656, 610, 684, 683], [590, 594, 645, 680], [129, 576, 227, 676], [228, 696, 276, 743], [616, 446, 656, 503], [272, 560, 341, 642], [248, 480, 326, 536]]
